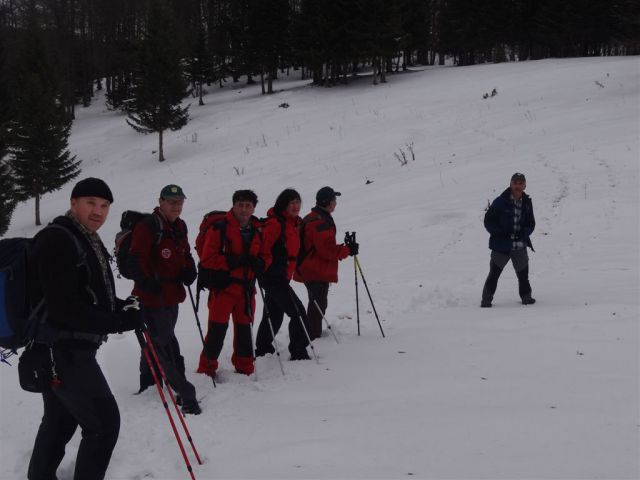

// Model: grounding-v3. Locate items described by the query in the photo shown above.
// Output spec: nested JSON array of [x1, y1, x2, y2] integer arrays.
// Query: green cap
[[160, 184, 186, 199]]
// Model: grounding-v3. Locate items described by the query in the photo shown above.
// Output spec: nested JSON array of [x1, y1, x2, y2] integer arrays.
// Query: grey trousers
[[482, 249, 532, 301], [139, 305, 196, 404]]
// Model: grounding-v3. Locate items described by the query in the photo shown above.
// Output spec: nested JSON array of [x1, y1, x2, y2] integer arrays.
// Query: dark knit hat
[[511, 172, 526, 183], [160, 184, 186, 199], [71, 177, 114, 203], [316, 186, 341, 206], [274, 188, 301, 213]]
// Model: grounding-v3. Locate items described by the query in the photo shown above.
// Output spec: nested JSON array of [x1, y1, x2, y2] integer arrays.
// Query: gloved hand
[[181, 266, 197, 286], [227, 255, 245, 270], [248, 256, 265, 276], [139, 277, 162, 294], [348, 242, 359, 256], [117, 296, 145, 332]]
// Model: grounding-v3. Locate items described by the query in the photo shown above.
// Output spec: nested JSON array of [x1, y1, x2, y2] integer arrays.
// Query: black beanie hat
[[274, 188, 301, 214], [71, 177, 114, 203]]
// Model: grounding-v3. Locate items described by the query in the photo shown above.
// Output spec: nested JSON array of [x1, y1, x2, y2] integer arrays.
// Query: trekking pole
[[244, 283, 258, 381], [187, 286, 216, 388], [354, 256, 385, 338], [257, 286, 286, 376], [142, 329, 203, 465], [135, 330, 199, 480], [288, 289, 320, 364], [312, 299, 339, 344], [354, 254, 360, 336]]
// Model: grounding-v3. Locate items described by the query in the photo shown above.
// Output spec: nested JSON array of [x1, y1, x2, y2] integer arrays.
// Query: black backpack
[[114, 210, 163, 279], [0, 225, 84, 363]]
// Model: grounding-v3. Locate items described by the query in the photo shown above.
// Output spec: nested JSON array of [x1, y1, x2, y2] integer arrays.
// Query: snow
[[2, 56, 639, 479]]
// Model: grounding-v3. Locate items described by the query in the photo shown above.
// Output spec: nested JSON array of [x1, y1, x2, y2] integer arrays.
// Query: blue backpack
[[0, 225, 83, 365]]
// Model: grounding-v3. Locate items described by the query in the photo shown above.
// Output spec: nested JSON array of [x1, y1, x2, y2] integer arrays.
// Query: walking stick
[[288, 289, 320, 364], [135, 330, 201, 480], [187, 285, 216, 388], [257, 285, 286, 376], [312, 299, 339, 344], [243, 281, 258, 381], [354, 256, 385, 338], [354, 253, 360, 336]]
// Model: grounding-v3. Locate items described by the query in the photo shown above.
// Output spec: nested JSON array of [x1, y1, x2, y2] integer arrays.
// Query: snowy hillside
[[2, 56, 639, 479]]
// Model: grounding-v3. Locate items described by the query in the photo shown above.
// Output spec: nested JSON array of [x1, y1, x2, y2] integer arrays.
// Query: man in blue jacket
[[481, 173, 536, 307]]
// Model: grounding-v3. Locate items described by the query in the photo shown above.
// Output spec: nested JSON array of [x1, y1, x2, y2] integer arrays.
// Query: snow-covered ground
[[2, 56, 639, 479]]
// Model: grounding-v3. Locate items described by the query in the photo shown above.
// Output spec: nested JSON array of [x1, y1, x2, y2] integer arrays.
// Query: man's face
[[232, 200, 256, 226], [324, 198, 337, 213], [70, 196, 110, 233], [286, 198, 302, 217], [510, 180, 526, 198], [159, 197, 184, 223]]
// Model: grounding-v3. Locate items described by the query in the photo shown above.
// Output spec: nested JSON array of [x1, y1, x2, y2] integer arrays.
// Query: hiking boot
[[480, 299, 492, 308], [290, 349, 311, 361], [255, 345, 275, 357], [181, 401, 201, 415], [521, 295, 536, 305], [136, 371, 161, 394]]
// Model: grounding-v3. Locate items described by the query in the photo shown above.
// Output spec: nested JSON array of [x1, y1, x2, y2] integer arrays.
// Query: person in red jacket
[[294, 186, 358, 340], [127, 184, 200, 415], [196, 190, 269, 377], [255, 189, 310, 360]]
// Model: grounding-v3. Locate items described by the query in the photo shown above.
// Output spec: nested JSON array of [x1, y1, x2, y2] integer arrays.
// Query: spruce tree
[[8, 22, 80, 227], [127, 1, 190, 162]]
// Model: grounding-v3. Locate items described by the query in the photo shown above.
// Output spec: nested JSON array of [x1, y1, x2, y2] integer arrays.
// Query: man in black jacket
[[481, 172, 536, 307], [27, 177, 143, 480]]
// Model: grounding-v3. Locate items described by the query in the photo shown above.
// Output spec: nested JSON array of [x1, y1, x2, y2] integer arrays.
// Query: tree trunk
[[198, 80, 204, 105], [35, 193, 41, 226], [158, 130, 165, 162]]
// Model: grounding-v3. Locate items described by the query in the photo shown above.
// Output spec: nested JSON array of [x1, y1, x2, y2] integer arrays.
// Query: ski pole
[[257, 286, 286, 376], [142, 329, 203, 465], [354, 256, 385, 338], [354, 256, 360, 336], [312, 299, 339, 344], [187, 285, 216, 388], [244, 281, 258, 381], [288, 289, 320, 364], [135, 330, 199, 480]]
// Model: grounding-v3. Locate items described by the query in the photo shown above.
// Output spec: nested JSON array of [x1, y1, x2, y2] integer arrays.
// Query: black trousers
[[304, 281, 329, 340], [28, 345, 120, 480], [256, 278, 309, 354], [139, 305, 196, 404]]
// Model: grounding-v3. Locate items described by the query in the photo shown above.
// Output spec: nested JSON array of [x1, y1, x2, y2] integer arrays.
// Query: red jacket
[[130, 208, 195, 307], [200, 210, 269, 283], [294, 206, 349, 283], [262, 207, 300, 281]]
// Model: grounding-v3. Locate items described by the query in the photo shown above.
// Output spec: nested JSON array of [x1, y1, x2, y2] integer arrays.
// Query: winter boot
[[521, 295, 536, 305], [290, 349, 311, 361], [181, 401, 202, 415], [255, 344, 275, 357]]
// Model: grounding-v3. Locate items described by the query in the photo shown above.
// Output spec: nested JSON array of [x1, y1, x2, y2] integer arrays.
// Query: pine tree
[[127, 0, 190, 162], [186, 19, 215, 105], [7, 20, 80, 227]]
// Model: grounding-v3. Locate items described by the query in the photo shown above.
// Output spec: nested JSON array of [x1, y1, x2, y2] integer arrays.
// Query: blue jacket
[[484, 188, 535, 254]]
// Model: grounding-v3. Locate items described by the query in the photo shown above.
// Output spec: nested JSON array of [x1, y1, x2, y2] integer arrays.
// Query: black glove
[[198, 268, 232, 290], [348, 242, 359, 256], [181, 267, 197, 286], [248, 256, 265, 276], [139, 277, 162, 294], [117, 296, 145, 332], [227, 255, 246, 270]]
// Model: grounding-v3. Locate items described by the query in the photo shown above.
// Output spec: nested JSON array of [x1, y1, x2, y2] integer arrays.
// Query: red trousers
[[197, 283, 255, 376]]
